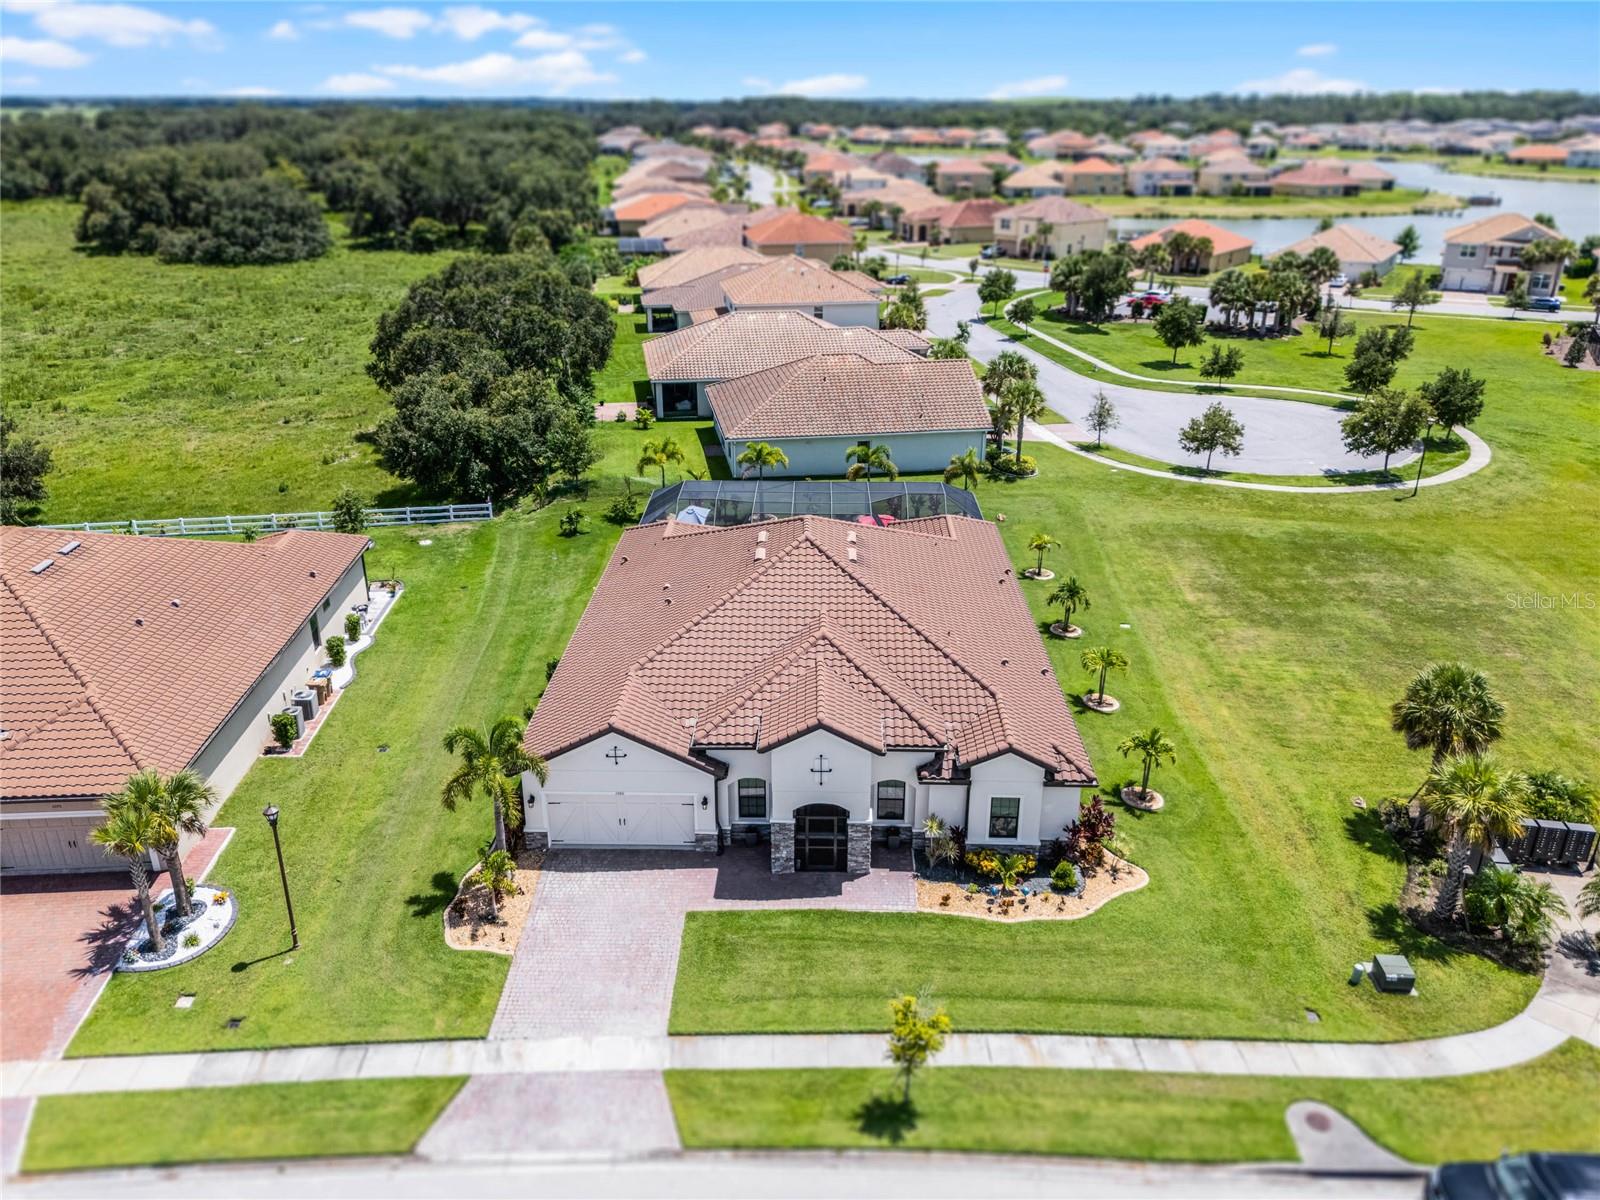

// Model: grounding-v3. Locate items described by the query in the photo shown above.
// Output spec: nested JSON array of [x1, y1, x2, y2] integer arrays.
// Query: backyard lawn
[[24, 1078, 464, 1172], [667, 1040, 1600, 1164]]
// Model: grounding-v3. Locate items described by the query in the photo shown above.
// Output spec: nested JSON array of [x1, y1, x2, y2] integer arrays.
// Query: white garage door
[[1, 815, 117, 875], [545, 792, 697, 848]]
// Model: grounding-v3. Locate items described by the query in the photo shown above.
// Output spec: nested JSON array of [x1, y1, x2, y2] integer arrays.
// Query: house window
[[988, 797, 1020, 839], [813, 307, 825, 319], [999, 218, 1011, 231], [876, 781, 906, 822], [737, 778, 767, 820], [1530, 274, 1551, 291], [1459, 245, 1477, 258]]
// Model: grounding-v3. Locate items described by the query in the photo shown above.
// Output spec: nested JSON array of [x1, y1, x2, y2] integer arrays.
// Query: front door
[[794, 804, 848, 871]]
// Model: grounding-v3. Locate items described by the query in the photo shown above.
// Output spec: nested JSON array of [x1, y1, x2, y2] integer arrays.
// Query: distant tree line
[[2, 104, 600, 265]]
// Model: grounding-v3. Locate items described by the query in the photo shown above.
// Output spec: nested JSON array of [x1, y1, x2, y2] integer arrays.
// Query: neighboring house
[[709, 354, 994, 478], [743, 211, 855, 259], [1440, 212, 1565, 296], [839, 167, 892, 191], [1270, 163, 1360, 197], [992, 197, 1110, 260], [1027, 130, 1094, 159], [934, 159, 995, 197], [1245, 134, 1279, 157], [521, 514, 1095, 870], [974, 127, 1011, 148], [1089, 140, 1137, 162], [1, 527, 371, 875], [1127, 157, 1196, 196], [640, 262, 765, 331], [1271, 224, 1402, 278], [802, 150, 862, 186], [1138, 135, 1188, 160], [1060, 156, 1125, 195], [1506, 143, 1571, 167], [1129, 219, 1254, 273], [1000, 162, 1067, 198], [1563, 135, 1600, 167], [1343, 162, 1396, 191], [837, 178, 942, 224], [898, 198, 1007, 244], [852, 125, 893, 145], [615, 157, 709, 194], [611, 192, 713, 235], [977, 151, 1021, 170], [1197, 154, 1270, 196], [719, 258, 883, 327], [636, 245, 767, 289], [756, 122, 790, 139], [661, 207, 792, 252], [642, 311, 926, 418], [941, 127, 978, 147], [598, 125, 648, 155], [637, 204, 745, 245], [867, 151, 925, 180]]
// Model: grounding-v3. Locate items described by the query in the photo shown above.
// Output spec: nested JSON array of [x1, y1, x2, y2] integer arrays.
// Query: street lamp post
[[262, 805, 299, 950]]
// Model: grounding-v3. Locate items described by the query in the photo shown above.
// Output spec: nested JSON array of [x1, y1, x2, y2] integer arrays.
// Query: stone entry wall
[[769, 821, 796, 874], [847, 822, 872, 874]]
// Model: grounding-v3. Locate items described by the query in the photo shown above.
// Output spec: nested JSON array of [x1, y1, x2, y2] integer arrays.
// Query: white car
[[1328, 274, 1349, 288]]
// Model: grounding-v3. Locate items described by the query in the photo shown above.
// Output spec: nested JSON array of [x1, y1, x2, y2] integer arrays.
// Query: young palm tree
[[637, 436, 685, 488], [943, 447, 981, 490], [1390, 662, 1505, 795], [91, 801, 169, 953], [1578, 874, 1600, 920], [1002, 378, 1048, 459], [736, 441, 789, 480], [109, 770, 216, 919], [1048, 576, 1089, 633], [442, 716, 548, 853], [995, 853, 1030, 893], [1034, 220, 1054, 262], [477, 848, 519, 922], [1420, 753, 1531, 920], [1118, 726, 1177, 800], [1026, 531, 1060, 576], [1080, 645, 1129, 705], [1465, 867, 1566, 949], [845, 442, 899, 483]]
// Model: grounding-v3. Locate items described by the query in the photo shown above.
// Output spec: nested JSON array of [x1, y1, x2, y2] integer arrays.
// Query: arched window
[[737, 778, 767, 820], [876, 780, 906, 822]]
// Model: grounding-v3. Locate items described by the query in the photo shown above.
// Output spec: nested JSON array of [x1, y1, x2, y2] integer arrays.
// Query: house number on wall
[[810, 753, 832, 785]]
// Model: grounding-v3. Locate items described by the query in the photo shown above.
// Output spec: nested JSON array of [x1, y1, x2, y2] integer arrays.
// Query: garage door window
[[988, 797, 1020, 839], [876, 781, 906, 822], [738, 778, 767, 820]]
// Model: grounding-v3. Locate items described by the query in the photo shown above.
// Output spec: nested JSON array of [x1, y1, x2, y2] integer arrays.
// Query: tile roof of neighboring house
[[1342, 161, 1396, 183], [804, 150, 861, 173], [867, 151, 919, 175], [641, 262, 765, 315], [1129, 218, 1253, 255], [1507, 143, 1570, 161], [663, 207, 793, 251], [1002, 162, 1066, 190], [721, 258, 881, 306], [616, 158, 708, 187], [834, 269, 889, 294], [1130, 156, 1193, 174], [977, 151, 1020, 168], [935, 158, 993, 178], [1270, 163, 1355, 187], [1090, 141, 1136, 160], [1273, 223, 1401, 264], [642, 311, 923, 381], [742, 211, 854, 248], [1443, 212, 1560, 245], [708, 354, 991, 440], [1007, 196, 1110, 224], [841, 178, 942, 210], [0, 527, 369, 800], [636, 245, 768, 289], [873, 328, 933, 352], [523, 516, 1095, 785], [637, 204, 745, 242], [1061, 156, 1123, 175], [612, 192, 707, 223], [613, 178, 712, 202], [841, 167, 894, 188], [902, 198, 1008, 229]]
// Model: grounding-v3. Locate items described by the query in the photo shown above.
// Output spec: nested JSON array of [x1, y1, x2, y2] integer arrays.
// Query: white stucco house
[[522, 515, 1095, 873], [1272, 224, 1402, 278], [1440, 212, 1566, 297], [0, 526, 371, 874]]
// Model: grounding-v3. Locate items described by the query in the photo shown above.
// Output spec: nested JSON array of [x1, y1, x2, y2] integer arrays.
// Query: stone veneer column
[[769, 821, 796, 874], [846, 822, 872, 874], [523, 831, 549, 851]]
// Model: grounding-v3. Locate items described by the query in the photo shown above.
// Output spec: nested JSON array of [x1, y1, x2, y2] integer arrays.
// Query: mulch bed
[[915, 854, 1147, 922], [444, 849, 542, 956]]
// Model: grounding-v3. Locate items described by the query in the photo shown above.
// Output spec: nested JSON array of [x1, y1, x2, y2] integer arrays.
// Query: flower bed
[[443, 849, 542, 956], [916, 855, 1147, 922], [117, 884, 238, 972]]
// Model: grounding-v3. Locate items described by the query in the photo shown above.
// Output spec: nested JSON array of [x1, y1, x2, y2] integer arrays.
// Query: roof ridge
[[83, 689, 149, 773]]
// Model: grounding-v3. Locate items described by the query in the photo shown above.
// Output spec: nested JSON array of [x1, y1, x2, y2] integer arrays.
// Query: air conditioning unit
[[279, 706, 305, 739], [291, 689, 318, 722]]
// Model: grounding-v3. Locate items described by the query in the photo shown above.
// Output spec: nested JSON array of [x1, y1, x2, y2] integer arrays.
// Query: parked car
[[1426, 1153, 1600, 1200], [885, 274, 911, 285], [979, 245, 999, 259], [1328, 274, 1349, 288], [1527, 296, 1563, 312]]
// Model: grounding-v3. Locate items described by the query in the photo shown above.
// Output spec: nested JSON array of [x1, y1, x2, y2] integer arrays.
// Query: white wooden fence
[[42, 502, 494, 538]]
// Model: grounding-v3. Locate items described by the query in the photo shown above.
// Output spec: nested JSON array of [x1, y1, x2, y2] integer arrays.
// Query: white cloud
[[380, 49, 613, 92], [0, 35, 91, 68], [221, 85, 281, 96], [742, 75, 772, 90], [320, 71, 397, 93], [618, 47, 646, 64], [575, 22, 622, 49], [344, 7, 432, 39], [268, 19, 298, 40], [1296, 42, 1338, 58], [513, 28, 572, 50], [769, 72, 867, 97], [436, 5, 537, 39], [16, 2, 216, 48], [1234, 67, 1366, 96], [6, 72, 40, 85], [986, 73, 1068, 101]]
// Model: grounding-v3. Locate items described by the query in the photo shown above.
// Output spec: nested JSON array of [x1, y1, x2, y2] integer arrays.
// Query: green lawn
[[671, 295, 1597, 1040], [667, 1040, 1600, 1165], [1075, 435, 1472, 488], [2, 201, 455, 521], [23, 1078, 463, 1173]]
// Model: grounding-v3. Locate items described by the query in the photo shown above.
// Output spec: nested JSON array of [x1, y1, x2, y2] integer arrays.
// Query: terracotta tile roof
[[612, 192, 706, 223], [873, 329, 933, 353], [1, 527, 370, 800], [1130, 157, 1193, 175], [1443, 211, 1560, 245], [637, 204, 744, 242], [636, 245, 767, 289], [804, 150, 861, 174], [833, 269, 889, 294], [1062, 156, 1123, 175], [1507, 144, 1569, 162], [641, 263, 764, 316], [936, 158, 993, 178], [1342, 161, 1396, 183], [1270, 163, 1354, 187], [1007, 197, 1110, 224], [1002, 162, 1066, 190], [978, 151, 1020, 168], [743, 211, 853, 248], [903, 198, 1008, 229], [721, 258, 881, 306], [1273, 223, 1401, 264], [708, 354, 991, 440], [524, 517, 1094, 785], [643, 311, 923, 382], [664, 207, 794, 251], [839, 179, 941, 210], [1129, 218, 1253, 255]]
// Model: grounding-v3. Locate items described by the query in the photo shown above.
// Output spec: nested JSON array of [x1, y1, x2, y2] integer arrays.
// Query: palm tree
[[637, 436, 685, 488], [92, 801, 168, 953], [1303, 246, 1341, 289], [995, 852, 1030, 893], [442, 716, 547, 853], [1466, 867, 1566, 948], [845, 442, 899, 483], [1209, 269, 1251, 331], [1118, 726, 1177, 800], [1048, 576, 1089, 633], [1080, 645, 1128, 705], [477, 848, 519, 922], [1420, 753, 1531, 920], [1026, 531, 1059, 576], [1390, 662, 1505, 795], [1165, 231, 1194, 277], [1188, 236, 1214, 275], [1586, 274, 1600, 328], [943, 447, 981, 490], [1034, 220, 1054, 262], [1135, 243, 1165, 286], [1578, 875, 1600, 920], [736, 441, 789, 479], [109, 770, 216, 919], [1001, 378, 1047, 459], [981, 349, 1035, 405]]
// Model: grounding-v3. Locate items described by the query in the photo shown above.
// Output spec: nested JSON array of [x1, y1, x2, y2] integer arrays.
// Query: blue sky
[[1, 2, 1596, 100]]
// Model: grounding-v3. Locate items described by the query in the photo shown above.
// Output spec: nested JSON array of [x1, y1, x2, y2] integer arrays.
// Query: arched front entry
[[794, 803, 849, 872]]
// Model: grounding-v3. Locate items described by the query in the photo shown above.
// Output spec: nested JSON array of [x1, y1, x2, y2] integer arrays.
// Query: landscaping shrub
[[1051, 861, 1079, 892], [325, 635, 347, 668], [964, 850, 1036, 880], [605, 495, 638, 525], [1060, 797, 1116, 868], [344, 613, 362, 642], [634, 407, 655, 429], [269, 712, 298, 750], [991, 453, 1037, 477], [330, 486, 369, 534], [559, 508, 585, 537]]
